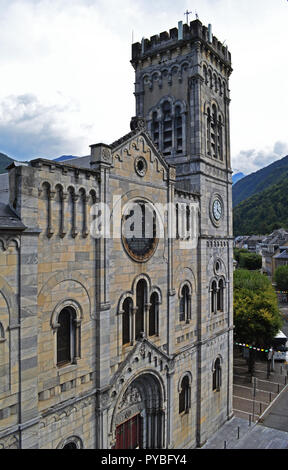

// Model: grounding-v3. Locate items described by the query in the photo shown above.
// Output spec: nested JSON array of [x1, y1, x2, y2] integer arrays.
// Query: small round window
[[135, 156, 147, 177]]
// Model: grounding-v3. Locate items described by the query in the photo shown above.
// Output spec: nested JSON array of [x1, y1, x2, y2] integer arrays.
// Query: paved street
[[203, 325, 288, 449], [233, 348, 288, 423], [260, 383, 288, 432]]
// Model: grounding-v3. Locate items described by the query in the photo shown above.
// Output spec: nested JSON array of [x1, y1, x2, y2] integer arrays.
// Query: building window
[[0, 322, 4, 340], [148, 98, 185, 157], [57, 307, 79, 366], [58, 436, 83, 449], [135, 280, 147, 339], [122, 298, 132, 345], [162, 100, 173, 155], [149, 292, 159, 336], [206, 104, 224, 160], [115, 414, 142, 449], [63, 442, 78, 449], [211, 281, 217, 314], [122, 200, 158, 263], [151, 111, 159, 148], [175, 105, 183, 154], [217, 279, 224, 312], [186, 205, 190, 236], [218, 115, 223, 161], [179, 284, 191, 322], [213, 358, 222, 391], [211, 104, 217, 158], [206, 107, 211, 156], [179, 375, 191, 414]]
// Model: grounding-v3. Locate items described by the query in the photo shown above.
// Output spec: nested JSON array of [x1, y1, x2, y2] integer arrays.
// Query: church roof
[[274, 249, 288, 260], [0, 203, 26, 230]]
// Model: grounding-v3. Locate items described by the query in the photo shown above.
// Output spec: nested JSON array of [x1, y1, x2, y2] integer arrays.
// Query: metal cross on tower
[[184, 9, 192, 24]]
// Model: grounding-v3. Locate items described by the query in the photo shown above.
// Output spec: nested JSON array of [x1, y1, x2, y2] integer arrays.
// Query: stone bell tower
[[131, 19, 232, 191], [131, 19, 235, 445]]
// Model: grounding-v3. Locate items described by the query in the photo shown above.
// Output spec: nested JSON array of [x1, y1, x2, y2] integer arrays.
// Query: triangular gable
[[110, 127, 174, 183]]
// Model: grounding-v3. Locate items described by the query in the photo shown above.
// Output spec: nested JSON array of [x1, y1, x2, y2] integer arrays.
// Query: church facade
[[0, 19, 233, 449]]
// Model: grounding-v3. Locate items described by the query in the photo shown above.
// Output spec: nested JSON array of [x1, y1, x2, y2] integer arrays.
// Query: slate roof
[[0, 203, 26, 230], [274, 249, 288, 260]]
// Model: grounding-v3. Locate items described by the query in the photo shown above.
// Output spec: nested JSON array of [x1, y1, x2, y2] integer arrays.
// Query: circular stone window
[[122, 200, 159, 262], [135, 156, 147, 177]]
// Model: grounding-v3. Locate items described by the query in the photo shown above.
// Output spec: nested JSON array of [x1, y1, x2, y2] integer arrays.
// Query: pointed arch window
[[179, 375, 191, 414]]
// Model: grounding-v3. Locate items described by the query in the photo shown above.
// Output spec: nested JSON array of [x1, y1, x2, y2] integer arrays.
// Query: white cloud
[[232, 141, 288, 175], [0, 93, 86, 159], [0, 0, 287, 171]]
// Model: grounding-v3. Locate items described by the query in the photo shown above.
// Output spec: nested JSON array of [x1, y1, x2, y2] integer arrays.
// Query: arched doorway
[[113, 373, 165, 449]]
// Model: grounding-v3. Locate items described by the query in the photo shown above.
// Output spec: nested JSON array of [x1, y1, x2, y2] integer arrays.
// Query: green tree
[[233, 248, 249, 264], [238, 252, 262, 270], [234, 269, 282, 374], [274, 265, 288, 302]]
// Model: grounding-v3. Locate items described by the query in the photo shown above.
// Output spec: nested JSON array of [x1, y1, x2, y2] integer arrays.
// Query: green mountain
[[233, 172, 288, 235], [232, 154, 288, 208], [0, 152, 14, 174]]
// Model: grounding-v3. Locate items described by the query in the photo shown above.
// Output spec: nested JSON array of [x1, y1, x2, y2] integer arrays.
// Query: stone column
[[167, 168, 176, 355], [166, 369, 175, 449], [90, 143, 112, 391], [82, 195, 90, 238], [59, 190, 67, 238], [47, 189, 55, 238], [71, 193, 79, 238], [144, 302, 151, 337], [132, 307, 138, 343]]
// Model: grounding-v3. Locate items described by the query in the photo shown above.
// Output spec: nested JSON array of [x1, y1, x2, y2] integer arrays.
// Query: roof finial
[[184, 9, 192, 24]]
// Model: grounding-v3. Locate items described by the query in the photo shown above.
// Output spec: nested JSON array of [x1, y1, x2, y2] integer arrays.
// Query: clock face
[[213, 199, 222, 221]]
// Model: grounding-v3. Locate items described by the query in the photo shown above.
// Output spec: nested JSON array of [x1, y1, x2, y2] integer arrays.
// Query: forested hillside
[[232, 155, 288, 208], [233, 172, 288, 235]]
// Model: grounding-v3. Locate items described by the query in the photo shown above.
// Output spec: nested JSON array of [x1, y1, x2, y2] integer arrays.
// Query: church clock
[[210, 195, 224, 226]]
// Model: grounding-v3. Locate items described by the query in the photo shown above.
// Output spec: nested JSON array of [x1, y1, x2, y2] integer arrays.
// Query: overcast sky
[[0, 0, 287, 175]]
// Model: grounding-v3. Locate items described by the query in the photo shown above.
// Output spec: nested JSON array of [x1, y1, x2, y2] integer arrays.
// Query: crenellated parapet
[[131, 19, 231, 70]]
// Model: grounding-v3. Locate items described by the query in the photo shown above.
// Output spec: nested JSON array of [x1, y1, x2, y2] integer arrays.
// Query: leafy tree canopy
[[234, 269, 282, 348], [238, 252, 262, 271], [233, 248, 249, 263], [274, 265, 288, 292]]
